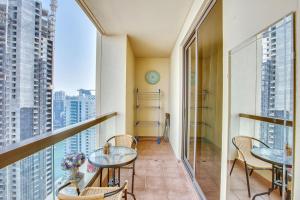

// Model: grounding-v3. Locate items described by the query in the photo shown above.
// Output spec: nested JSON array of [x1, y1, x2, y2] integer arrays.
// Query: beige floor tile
[[167, 190, 198, 200], [162, 166, 184, 178], [145, 176, 167, 190]]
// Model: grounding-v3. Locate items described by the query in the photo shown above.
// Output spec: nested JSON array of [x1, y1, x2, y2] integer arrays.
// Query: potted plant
[[61, 152, 86, 180]]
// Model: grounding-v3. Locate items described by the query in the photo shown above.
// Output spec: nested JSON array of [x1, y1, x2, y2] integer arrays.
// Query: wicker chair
[[107, 135, 137, 150], [230, 136, 272, 197], [105, 135, 137, 194], [57, 180, 128, 200]]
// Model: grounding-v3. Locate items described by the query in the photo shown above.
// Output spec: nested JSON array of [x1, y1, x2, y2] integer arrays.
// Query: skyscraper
[[65, 89, 96, 156], [52, 89, 96, 187], [53, 91, 66, 130], [0, 0, 56, 199], [260, 16, 293, 149]]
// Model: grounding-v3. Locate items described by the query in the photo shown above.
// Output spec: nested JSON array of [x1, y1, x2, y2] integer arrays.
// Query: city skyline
[[43, 0, 96, 95], [53, 89, 96, 184]]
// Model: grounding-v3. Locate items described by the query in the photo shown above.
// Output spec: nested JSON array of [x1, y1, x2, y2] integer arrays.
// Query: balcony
[[0, 0, 299, 200]]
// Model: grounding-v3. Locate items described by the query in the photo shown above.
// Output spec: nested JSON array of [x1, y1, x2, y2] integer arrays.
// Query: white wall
[[229, 41, 258, 159], [98, 35, 127, 133], [96, 34, 136, 139], [169, 0, 208, 159], [223, 0, 299, 199]]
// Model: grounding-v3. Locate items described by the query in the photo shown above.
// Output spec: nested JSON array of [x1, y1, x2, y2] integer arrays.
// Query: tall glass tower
[[260, 16, 293, 149], [0, 0, 56, 199], [65, 89, 96, 156]]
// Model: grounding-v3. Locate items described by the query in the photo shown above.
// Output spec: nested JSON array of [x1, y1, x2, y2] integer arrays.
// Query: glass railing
[[0, 112, 117, 200]]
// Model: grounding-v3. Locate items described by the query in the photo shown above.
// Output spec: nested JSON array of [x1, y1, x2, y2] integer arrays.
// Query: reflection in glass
[[258, 15, 294, 150], [228, 14, 294, 199], [195, 0, 222, 199]]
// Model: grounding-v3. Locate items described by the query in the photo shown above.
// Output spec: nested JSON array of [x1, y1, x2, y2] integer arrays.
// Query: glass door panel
[[182, 1, 223, 198], [184, 38, 197, 172], [195, 0, 222, 199]]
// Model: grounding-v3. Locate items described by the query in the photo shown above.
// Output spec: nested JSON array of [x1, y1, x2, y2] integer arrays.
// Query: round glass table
[[89, 146, 137, 168], [251, 147, 292, 167], [88, 146, 137, 199], [251, 147, 293, 200]]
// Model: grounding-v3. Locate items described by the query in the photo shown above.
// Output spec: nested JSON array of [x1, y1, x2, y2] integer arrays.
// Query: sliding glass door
[[195, 0, 222, 199], [182, 0, 222, 199]]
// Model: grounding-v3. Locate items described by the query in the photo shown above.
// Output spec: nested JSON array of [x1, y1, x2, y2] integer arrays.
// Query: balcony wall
[[135, 58, 170, 137], [126, 39, 135, 135], [96, 34, 135, 137], [169, 0, 208, 160], [95, 34, 171, 139]]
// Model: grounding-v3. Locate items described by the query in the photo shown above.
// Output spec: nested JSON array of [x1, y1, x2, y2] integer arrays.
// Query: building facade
[[64, 89, 96, 156], [53, 91, 66, 130], [0, 0, 56, 199], [52, 89, 95, 187], [260, 16, 294, 149]]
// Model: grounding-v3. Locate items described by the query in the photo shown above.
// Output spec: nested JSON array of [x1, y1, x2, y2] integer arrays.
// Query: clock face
[[145, 71, 160, 85]]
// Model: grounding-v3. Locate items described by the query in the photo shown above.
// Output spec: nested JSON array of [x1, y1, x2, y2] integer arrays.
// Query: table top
[[88, 146, 137, 168], [251, 147, 293, 167]]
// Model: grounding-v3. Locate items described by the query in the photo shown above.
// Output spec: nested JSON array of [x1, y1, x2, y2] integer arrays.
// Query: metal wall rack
[[135, 88, 161, 143]]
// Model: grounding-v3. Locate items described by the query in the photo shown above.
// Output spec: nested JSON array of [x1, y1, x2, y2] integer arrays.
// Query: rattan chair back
[[107, 134, 137, 150]]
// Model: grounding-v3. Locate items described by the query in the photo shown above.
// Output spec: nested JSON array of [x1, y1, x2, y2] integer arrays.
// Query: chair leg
[[230, 158, 237, 176], [133, 162, 135, 175], [118, 167, 121, 187], [124, 189, 128, 200], [244, 162, 251, 197], [249, 169, 254, 176], [278, 168, 282, 196], [99, 168, 103, 187], [132, 163, 135, 194], [107, 168, 110, 185]]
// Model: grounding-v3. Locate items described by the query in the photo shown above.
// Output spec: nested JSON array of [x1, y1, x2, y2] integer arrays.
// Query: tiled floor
[[120, 140, 199, 200], [194, 138, 221, 200], [117, 140, 284, 200], [229, 161, 281, 200]]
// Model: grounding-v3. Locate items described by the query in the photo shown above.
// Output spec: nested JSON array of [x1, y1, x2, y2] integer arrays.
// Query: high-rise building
[[0, 0, 56, 199], [52, 89, 95, 187], [65, 89, 96, 156], [53, 91, 66, 130], [260, 16, 293, 149]]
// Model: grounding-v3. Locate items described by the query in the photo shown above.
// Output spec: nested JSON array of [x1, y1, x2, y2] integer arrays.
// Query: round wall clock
[[145, 70, 160, 85]]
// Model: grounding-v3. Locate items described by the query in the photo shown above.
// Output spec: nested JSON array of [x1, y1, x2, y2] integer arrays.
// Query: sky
[[43, 0, 97, 96]]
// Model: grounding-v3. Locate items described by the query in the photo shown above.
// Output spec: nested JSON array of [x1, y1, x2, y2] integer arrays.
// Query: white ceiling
[[82, 0, 195, 58]]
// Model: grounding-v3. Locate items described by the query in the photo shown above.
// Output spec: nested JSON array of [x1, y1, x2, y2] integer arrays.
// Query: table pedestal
[[102, 168, 136, 200], [252, 165, 290, 200]]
